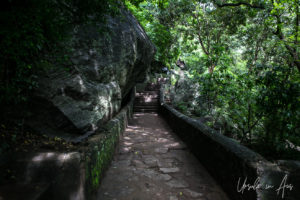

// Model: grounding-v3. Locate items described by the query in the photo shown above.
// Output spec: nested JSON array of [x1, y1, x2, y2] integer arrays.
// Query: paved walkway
[[97, 113, 229, 200]]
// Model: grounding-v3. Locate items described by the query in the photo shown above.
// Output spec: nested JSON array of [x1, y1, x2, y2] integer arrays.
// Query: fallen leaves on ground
[[0, 121, 77, 154]]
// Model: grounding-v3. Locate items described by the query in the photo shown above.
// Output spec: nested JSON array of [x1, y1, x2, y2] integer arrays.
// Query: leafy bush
[[175, 101, 188, 114]]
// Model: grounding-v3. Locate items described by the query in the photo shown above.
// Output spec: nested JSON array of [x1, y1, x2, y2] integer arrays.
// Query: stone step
[[133, 85, 160, 113], [134, 108, 159, 112], [134, 105, 159, 108], [135, 98, 159, 102], [135, 92, 159, 96], [135, 96, 159, 100], [133, 104, 159, 107], [134, 102, 160, 106], [135, 93, 159, 96], [135, 97, 159, 100], [134, 97, 159, 100], [133, 109, 159, 113], [134, 109, 159, 112], [134, 99, 159, 103], [135, 95, 159, 98], [134, 107, 159, 109], [136, 91, 159, 95]]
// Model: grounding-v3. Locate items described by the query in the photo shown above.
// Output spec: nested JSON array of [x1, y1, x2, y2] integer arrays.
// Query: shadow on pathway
[[97, 113, 229, 200]]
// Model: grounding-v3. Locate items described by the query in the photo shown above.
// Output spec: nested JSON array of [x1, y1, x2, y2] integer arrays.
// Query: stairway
[[134, 83, 160, 113]]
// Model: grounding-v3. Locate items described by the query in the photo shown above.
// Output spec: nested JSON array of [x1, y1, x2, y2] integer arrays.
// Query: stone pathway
[[96, 113, 229, 200]]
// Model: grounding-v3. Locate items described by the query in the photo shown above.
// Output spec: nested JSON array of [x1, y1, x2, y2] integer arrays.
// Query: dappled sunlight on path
[[97, 113, 229, 200]]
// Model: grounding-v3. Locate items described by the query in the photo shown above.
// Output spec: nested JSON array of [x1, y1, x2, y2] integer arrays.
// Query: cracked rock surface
[[97, 113, 229, 200]]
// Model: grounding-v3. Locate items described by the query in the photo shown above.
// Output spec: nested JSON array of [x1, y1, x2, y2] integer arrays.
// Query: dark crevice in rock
[[121, 87, 134, 108]]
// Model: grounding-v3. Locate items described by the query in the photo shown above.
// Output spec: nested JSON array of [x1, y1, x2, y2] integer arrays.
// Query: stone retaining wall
[[159, 85, 300, 200], [83, 87, 135, 199]]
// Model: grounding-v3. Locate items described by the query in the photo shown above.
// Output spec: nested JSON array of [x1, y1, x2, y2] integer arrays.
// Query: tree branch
[[193, 13, 209, 55], [295, 2, 299, 45], [274, 14, 300, 71], [197, 33, 209, 55]]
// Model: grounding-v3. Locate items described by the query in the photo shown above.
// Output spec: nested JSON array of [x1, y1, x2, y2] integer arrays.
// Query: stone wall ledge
[[159, 85, 300, 200]]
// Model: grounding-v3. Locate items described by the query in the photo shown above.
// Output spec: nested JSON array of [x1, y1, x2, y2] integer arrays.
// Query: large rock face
[[29, 8, 155, 140]]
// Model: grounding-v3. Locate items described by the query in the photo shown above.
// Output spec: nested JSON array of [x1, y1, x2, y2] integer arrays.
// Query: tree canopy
[[126, 0, 299, 158]]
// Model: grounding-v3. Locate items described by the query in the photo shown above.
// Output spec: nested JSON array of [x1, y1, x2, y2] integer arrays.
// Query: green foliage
[[175, 101, 189, 114], [256, 64, 300, 144], [137, 0, 299, 158], [125, 0, 181, 66], [170, 74, 178, 86]]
